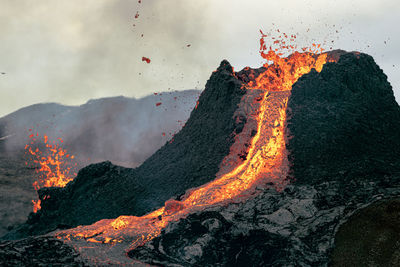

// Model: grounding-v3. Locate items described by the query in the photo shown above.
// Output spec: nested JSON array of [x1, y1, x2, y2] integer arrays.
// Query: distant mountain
[[0, 90, 200, 237], [0, 90, 201, 167]]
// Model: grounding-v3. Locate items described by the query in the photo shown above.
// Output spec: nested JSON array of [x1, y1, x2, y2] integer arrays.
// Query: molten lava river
[[28, 31, 337, 264]]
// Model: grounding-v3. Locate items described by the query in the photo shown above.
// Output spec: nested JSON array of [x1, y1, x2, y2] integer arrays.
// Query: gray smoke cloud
[[0, 90, 200, 167], [0, 0, 399, 117]]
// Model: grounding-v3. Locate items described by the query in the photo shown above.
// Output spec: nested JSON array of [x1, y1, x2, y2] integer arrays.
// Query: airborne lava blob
[[53, 30, 336, 264]]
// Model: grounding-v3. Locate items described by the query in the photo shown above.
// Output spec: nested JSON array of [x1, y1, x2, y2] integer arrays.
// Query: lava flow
[[54, 30, 336, 263], [25, 131, 77, 212]]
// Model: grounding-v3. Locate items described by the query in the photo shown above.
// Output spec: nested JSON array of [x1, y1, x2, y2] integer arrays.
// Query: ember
[[142, 57, 151, 64]]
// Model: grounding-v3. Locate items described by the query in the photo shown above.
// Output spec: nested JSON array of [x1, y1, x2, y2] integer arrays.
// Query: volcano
[[1, 47, 400, 266], [0, 90, 199, 237]]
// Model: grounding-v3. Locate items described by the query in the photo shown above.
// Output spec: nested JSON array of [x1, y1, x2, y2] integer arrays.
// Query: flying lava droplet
[[142, 57, 151, 64]]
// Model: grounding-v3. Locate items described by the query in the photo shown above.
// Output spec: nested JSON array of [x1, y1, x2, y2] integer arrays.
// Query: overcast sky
[[0, 0, 399, 117]]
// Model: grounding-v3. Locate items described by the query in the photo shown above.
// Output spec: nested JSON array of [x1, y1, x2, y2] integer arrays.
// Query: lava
[[248, 29, 331, 91], [55, 30, 337, 262], [25, 132, 77, 212], [141, 57, 151, 63], [32, 199, 41, 213]]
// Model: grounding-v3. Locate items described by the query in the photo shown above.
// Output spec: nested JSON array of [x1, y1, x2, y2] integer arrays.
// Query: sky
[[0, 0, 399, 117]]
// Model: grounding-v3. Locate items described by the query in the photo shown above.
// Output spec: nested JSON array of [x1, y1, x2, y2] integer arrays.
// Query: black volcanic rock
[[134, 60, 245, 211], [2, 52, 400, 266], [0, 90, 200, 237], [287, 52, 400, 185], [127, 52, 400, 266], [331, 198, 400, 266], [4, 60, 246, 239], [128, 180, 400, 266], [0, 237, 87, 266]]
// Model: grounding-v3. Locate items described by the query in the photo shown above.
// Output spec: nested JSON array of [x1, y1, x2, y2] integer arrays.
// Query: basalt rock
[[3, 60, 246, 239], [287, 52, 400, 185], [128, 179, 400, 266], [127, 52, 400, 266], [0, 90, 200, 238], [331, 198, 400, 266], [0, 237, 87, 266]]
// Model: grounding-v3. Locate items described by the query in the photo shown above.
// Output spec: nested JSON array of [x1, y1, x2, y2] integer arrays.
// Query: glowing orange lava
[[55, 30, 337, 262], [142, 56, 151, 63], [25, 131, 77, 212], [249, 29, 330, 91]]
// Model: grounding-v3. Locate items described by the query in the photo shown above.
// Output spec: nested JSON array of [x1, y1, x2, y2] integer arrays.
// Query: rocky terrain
[[3, 60, 245, 239], [0, 90, 199, 238], [331, 198, 400, 266], [129, 180, 400, 266], [0, 52, 399, 266], [0, 90, 200, 167], [0, 236, 87, 266], [287, 52, 400, 185], [128, 53, 400, 266]]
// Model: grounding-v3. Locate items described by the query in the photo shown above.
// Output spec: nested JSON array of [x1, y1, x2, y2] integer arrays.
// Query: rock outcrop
[[4, 60, 245, 239], [129, 180, 400, 266]]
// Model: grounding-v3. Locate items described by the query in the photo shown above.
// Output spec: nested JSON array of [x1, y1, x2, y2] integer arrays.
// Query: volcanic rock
[[0, 237, 87, 266], [128, 181, 400, 266], [4, 60, 245, 239], [127, 52, 400, 266], [287, 52, 400, 185], [331, 198, 400, 266], [0, 90, 199, 236], [2, 51, 400, 267], [0, 90, 200, 167]]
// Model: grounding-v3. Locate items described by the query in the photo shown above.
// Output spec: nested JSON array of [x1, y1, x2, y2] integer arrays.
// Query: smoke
[[0, 90, 200, 167], [0, 0, 398, 118]]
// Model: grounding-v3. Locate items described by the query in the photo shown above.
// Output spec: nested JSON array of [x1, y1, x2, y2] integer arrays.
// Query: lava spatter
[[142, 57, 151, 64], [25, 132, 77, 212]]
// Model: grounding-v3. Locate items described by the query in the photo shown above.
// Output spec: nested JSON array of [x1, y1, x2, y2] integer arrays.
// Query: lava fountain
[[51, 30, 337, 265], [25, 130, 77, 212]]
